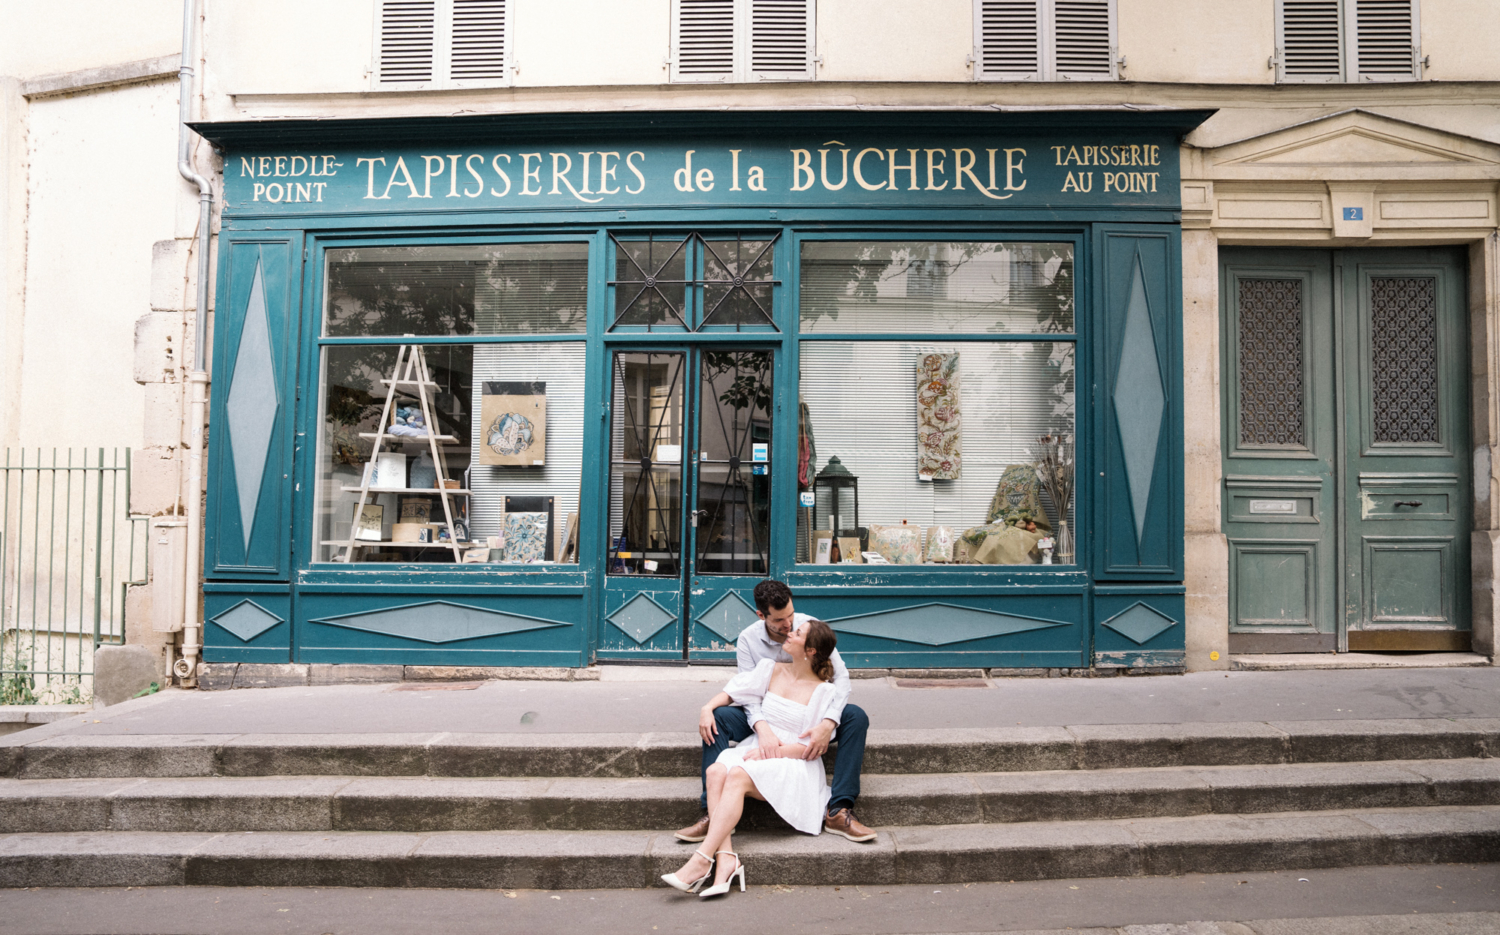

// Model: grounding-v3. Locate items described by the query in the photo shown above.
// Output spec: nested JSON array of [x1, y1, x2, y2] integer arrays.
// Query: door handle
[[689, 509, 710, 527], [1394, 501, 1423, 508]]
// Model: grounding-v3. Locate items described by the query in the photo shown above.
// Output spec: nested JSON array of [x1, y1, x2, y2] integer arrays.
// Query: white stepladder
[[333, 342, 467, 563]]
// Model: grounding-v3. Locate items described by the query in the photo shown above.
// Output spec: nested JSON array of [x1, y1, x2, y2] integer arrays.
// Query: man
[[675, 579, 876, 843]]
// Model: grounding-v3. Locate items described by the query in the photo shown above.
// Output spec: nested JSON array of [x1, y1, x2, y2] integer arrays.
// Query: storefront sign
[[224, 132, 1179, 214]]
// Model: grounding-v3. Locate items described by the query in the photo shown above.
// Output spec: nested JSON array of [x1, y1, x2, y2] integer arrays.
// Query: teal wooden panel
[[296, 591, 586, 666], [1092, 588, 1185, 668], [1093, 227, 1182, 579], [203, 585, 291, 663], [205, 238, 297, 579]]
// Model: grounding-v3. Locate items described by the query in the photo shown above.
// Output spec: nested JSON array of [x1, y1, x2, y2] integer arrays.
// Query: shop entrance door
[[598, 348, 775, 660], [1222, 247, 1470, 653]]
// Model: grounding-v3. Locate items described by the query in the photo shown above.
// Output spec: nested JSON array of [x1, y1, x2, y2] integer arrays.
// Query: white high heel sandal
[[698, 850, 745, 898], [661, 848, 715, 893]]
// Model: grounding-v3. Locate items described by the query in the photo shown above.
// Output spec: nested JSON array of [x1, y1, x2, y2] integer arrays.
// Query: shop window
[[796, 241, 1076, 567], [610, 233, 779, 331], [973, 0, 1117, 82], [374, 0, 510, 90], [315, 243, 587, 565], [1274, 0, 1423, 83], [672, 0, 817, 83]]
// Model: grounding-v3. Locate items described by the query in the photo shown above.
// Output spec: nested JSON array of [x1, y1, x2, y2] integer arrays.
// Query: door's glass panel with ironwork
[[701, 238, 777, 328], [609, 352, 687, 575], [1237, 278, 1305, 448], [696, 351, 773, 575], [324, 244, 588, 336], [799, 241, 1074, 334], [612, 238, 689, 329], [1370, 276, 1439, 444]]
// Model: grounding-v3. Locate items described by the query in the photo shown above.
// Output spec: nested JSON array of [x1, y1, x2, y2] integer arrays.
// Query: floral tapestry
[[917, 352, 961, 480]]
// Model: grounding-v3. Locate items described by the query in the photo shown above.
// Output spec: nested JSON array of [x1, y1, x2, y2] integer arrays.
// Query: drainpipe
[[175, 0, 211, 686]]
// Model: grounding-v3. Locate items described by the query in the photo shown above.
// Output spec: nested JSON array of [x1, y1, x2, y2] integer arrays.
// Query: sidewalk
[[22, 664, 1500, 741]]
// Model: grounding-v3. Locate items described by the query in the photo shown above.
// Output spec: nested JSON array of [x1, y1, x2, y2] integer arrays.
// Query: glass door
[[599, 348, 773, 660]]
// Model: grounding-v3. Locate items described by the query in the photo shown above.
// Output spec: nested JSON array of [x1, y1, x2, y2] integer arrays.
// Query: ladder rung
[[381, 379, 440, 387], [359, 433, 459, 443]]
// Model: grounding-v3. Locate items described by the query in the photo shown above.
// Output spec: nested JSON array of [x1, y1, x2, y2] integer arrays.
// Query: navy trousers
[[698, 703, 869, 813]]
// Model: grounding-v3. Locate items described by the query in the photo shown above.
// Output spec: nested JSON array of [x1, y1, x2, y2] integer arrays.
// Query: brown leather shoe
[[674, 813, 711, 843], [823, 807, 877, 842]]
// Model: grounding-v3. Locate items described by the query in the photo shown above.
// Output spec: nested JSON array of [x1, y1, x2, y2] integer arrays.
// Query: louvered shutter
[[1052, 0, 1114, 79], [749, 0, 815, 81], [975, 0, 1042, 81], [1354, 0, 1416, 80], [674, 0, 736, 81], [1277, 0, 1343, 81], [377, 0, 437, 85], [449, 0, 507, 82]]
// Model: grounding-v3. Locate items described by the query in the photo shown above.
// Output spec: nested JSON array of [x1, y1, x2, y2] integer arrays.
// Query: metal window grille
[[0, 449, 147, 704]]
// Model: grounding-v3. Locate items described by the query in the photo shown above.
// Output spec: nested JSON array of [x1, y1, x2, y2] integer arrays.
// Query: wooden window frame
[[972, 0, 1119, 83], [1274, 0, 1423, 84], [670, 0, 817, 84], [371, 0, 513, 91]]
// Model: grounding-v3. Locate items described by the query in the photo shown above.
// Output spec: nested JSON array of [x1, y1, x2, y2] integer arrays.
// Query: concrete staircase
[[0, 719, 1495, 888]]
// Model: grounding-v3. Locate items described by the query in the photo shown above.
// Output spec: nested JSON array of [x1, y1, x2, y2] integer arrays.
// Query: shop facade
[[196, 111, 1203, 671]]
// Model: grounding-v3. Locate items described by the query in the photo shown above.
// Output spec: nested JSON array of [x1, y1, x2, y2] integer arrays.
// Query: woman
[[662, 618, 840, 898]]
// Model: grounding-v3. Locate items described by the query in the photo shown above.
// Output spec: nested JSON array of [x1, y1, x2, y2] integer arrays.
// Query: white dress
[[713, 660, 836, 835]]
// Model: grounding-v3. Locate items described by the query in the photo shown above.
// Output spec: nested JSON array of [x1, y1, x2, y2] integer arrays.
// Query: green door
[[598, 347, 775, 660], [1340, 249, 1470, 651], [1222, 248, 1470, 652]]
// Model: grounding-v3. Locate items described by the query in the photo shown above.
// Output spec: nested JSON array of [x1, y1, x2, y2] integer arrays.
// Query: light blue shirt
[[734, 612, 850, 730]]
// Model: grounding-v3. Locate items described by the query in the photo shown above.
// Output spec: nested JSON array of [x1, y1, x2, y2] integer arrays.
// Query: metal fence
[[0, 449, 148, 704]]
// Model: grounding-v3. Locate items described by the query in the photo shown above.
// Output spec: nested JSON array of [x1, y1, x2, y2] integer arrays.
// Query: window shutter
[[377, 0, 437, 85], [1278, 0, 1343, 81], [976, 0, 1042, 81], [449, 0, 507, 82], [749, 0, 815, 80], [1354, 0, 1415, 79], [1052, 0, 1114, 79], [674, 0, 737, 81]]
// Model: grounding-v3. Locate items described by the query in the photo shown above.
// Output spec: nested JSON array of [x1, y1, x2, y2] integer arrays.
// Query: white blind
[[676, 0, 737, 79], [798, 341, 1074, 554], [976, 0, 1041, 79], [1053, 0, 1112, 78], [1280, 0, 1343, 78], [377, 0, 437, 84], [469, 343, 585, 546], [750, 0, 814, 80], [450, 0, 507, 80], [1355, 0, 1414, 77]]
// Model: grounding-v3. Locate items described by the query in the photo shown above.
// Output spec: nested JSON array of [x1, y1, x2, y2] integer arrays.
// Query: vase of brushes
[[1034, 434, 1075, 564]]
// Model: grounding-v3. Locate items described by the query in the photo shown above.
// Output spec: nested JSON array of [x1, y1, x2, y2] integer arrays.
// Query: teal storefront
[[194, 110, 1207, 671]]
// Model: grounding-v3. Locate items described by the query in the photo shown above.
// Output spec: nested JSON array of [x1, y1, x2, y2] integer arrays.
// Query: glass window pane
[[702, 238, 777, 328], [315, 342, 584, 565], [796, 340, 1075, 565], [696, 350, 773, 575], [799, 241, 1074, 334], [613, 238, 688, 329], [325, 243, 588, 337], [609, 352, 687, 575]]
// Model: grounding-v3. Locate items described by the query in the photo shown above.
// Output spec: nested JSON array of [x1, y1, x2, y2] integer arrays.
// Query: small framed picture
[[813, 536, 832, 564], [355, 504, 384, 541], [399, 497, 432, 523]]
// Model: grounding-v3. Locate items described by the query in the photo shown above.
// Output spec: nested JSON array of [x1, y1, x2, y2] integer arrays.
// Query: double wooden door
[[1222, 248, 1471, 652]]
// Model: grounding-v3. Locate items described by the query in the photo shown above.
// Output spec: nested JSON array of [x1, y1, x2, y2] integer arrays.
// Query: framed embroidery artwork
[[480, 381, 547, 467]]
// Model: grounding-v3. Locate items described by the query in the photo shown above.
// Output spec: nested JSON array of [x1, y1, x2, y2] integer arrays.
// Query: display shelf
[[323, 540, 474, 549], [358, 432, 460, 443], [381, 378, 440, 387]]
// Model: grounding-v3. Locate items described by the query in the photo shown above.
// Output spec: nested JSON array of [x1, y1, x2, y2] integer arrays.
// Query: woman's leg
[[672, 763, 730, 882], [704, 768, 761, 884]]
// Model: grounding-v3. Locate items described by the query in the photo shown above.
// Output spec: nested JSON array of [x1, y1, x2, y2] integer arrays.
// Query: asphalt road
[[0, 863, 1494, 935]]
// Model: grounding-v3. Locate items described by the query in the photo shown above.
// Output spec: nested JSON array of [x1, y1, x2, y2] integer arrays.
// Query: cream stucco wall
[[0, 0, 181, 80], [18, 81, 182, 450], [1119, 0, 1273, 85]]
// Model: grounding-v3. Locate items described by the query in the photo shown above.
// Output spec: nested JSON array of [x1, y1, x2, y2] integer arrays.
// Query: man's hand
[[753, 722, 783, 759], [798, 719, 836, 760], [698, 706, 718, 745]]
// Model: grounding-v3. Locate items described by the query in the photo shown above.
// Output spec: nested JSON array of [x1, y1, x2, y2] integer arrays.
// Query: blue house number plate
[[1343, 207, 1363, 220]]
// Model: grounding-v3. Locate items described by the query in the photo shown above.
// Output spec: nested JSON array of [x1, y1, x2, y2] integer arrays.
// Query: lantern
[[813, 456, 861, 544]]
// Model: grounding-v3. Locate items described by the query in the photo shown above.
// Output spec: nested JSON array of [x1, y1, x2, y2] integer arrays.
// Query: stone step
[[1, 759, 1494, 834], [9, 719, 1497, 780], [0, 805, 1493, 889]]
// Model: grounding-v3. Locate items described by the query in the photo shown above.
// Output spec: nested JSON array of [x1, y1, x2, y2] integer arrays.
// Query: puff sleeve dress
[[712, 659, 836, 835]]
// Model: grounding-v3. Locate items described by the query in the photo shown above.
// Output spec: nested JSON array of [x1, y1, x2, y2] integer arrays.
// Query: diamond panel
[[1112, 257, 1166, 544], [311, 601, 566, 643], [1101, 602, 1177, 645], [1370, 276, 1439, 444], [607, 593, 678, 644], [694, 591, 760, 644], [826, 603, 1068, 646], [210, 600, 283, 642], [225, 260, 280, 552], [1238, 278, 1305, 447]]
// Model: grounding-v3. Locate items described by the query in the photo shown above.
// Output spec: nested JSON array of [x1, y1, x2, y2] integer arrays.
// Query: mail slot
[[1249, 499, 1297, 514]]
